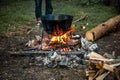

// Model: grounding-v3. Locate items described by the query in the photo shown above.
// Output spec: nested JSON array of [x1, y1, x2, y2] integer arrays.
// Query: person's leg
[[35, 0, 42, 21], [45, 0, 53, 15]]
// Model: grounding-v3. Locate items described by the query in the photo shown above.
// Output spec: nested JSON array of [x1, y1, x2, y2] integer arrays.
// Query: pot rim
[[41, 14, 73, 21]]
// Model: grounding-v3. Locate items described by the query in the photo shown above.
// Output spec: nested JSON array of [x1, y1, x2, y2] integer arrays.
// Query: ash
[[25, 35, 98, 68]]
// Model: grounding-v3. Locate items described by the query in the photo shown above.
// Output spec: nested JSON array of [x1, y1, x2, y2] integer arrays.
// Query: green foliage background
[[0, 0, 118, 33]]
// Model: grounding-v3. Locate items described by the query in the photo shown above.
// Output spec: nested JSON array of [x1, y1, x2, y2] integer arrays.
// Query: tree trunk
[[85, 15, 120, 41]]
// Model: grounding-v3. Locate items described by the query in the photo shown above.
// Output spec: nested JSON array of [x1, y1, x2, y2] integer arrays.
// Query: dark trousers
[[35, 0, 53, 18]]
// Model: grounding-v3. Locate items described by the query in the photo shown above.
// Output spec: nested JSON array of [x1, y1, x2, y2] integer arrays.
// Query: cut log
[[85, 15, 120, 41]]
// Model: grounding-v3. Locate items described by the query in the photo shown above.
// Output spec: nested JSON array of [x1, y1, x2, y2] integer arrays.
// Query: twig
[[73, 14, 87, 23]]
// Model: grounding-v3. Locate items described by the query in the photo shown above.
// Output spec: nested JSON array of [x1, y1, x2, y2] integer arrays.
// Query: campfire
[[42, 24, 77, 50], [9, 14, 120, 80], [26, 24, 81, 52]]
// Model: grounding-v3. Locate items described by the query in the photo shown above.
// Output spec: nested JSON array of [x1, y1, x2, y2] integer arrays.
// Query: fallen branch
[[73, 14, 88, 23], [8, 51, 85, 56]]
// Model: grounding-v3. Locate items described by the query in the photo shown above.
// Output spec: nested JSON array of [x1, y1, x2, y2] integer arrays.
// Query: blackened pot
[[41, 14, 73, 36]]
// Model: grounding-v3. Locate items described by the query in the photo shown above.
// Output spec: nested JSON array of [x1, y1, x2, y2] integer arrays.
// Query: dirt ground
[[0, 26, 120, 80]]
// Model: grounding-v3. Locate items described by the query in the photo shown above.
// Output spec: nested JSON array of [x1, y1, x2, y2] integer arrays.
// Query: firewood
[[114, 66, 120, 80], [85, 15, 120, 41], [92, 69, 105, 79], [103, 64, 114, 72], [111, 63, 120, 67], [103, 63, 120, 72], [89, 52, 114, 62], [96, 61, 103, 69], [89, 52, 106, 59], [96, 71, 110, 80], [85, 70, 96, 76], [90, 58, 113, 62], [85, 70, 96, 80], [105, 59, 120, 64]]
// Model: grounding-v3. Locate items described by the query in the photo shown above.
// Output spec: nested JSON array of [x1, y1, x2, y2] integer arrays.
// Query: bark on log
[[85, 15, 120, 41]]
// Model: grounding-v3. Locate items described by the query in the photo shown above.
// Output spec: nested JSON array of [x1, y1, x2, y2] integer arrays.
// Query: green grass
[[0, 0, 118, 33], [0, 0, 35, 33], [53, 0, 118, 31]]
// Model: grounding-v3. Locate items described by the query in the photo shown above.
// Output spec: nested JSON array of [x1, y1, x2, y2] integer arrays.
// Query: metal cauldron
[[41, 14, 73, 36]]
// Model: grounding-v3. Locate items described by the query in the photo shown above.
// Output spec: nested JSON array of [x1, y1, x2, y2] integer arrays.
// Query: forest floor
[[0, 26, 120, 80], [0, 0, 120, 80]]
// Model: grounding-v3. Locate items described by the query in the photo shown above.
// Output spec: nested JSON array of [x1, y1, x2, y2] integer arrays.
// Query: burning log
[[85, 15, 120, 41]]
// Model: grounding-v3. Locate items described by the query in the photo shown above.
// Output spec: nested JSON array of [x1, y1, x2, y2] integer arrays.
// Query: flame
[[28, 24, 76, 51], [51, 24, 75, 44], [52, 25, 63, 36]]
